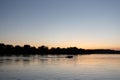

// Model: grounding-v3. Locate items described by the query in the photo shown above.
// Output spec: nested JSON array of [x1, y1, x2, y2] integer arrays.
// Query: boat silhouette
[[65, 55, 73, 58]]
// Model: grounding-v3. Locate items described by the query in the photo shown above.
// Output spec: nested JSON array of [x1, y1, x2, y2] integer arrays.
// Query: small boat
[[65, 55, 73, 58], [42, 55, 73, 58]]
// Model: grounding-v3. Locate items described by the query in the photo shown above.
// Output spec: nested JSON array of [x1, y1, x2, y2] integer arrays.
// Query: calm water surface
[[0, 54, 120, 80]]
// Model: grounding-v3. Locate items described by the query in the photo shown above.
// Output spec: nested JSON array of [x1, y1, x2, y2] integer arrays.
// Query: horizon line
[[0, 43, 120, 51]]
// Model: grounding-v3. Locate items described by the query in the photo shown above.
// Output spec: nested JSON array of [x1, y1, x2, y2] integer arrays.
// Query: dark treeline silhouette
[[0, 43, 120, 56]]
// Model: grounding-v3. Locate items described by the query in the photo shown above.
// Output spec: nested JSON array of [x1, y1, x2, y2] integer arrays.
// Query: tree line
[[0, 43, 120, 56]]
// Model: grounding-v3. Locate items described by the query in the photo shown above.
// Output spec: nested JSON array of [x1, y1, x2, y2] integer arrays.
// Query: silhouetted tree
[[5, 44, 14, 56], [38, 46, 48, 55], [14, 45, 23, 55], [0, 43, 5, 56], [0, 43, 120, 56]]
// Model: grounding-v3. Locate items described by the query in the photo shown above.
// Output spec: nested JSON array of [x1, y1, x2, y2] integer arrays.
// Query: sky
[[0, 0, 120, 50]]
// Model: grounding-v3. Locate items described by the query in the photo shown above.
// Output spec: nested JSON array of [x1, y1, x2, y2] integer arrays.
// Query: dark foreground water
[[0, 54, 120, 80]]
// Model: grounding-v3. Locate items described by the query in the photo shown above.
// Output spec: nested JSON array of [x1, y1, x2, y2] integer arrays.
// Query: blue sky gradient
[[0, 0, 120, 49]]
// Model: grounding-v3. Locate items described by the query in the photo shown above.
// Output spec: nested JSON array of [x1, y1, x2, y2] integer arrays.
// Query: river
[[0, 54, 120, 80]]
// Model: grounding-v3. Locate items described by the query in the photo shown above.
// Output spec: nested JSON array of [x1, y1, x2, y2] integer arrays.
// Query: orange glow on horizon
[[0, 41, 120, 50]]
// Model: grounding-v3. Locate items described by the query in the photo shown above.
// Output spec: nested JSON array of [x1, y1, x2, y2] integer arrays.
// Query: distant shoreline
[[0, 43, 120, 56]]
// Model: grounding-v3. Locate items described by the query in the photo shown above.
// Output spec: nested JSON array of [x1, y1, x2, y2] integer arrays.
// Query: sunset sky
[[0, 0, 120, 50]]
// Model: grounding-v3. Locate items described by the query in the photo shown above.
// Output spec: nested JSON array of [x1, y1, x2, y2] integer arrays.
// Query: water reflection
[[0, 54, 120, 66], [0, 54, 120, 65], [0, 54, 120, 80]]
